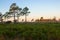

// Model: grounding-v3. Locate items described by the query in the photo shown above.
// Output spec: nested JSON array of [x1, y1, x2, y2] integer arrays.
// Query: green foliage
[[0, 22, 60, 40]]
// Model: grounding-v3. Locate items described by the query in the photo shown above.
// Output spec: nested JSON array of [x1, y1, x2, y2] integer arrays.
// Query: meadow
[[0, 22, 60, 40]]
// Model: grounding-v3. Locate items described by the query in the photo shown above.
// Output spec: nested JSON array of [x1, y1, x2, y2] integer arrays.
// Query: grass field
[[0, 22, 60, 40]]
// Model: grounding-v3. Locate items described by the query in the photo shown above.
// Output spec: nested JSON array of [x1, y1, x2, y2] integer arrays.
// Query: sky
[[0, 0, 60, 20]]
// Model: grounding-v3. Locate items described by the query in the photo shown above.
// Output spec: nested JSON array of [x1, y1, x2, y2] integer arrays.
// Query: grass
[[0, 22, 60, 40]]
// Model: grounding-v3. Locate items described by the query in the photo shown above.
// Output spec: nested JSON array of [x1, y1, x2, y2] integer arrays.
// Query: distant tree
[[21, 7, 30, 22], [22, 19, 24, 22], [17, 8, 22, 22], [31, 19, 34, 22], [8, 3, 22, 22], [40, 17, 43, 21], [40, 17, 43, 19], [4, 3, 30, 22], [53, 16, 56, 21], [3, 12, 9, 21], [0, 12, 3, 22], [9, 3, 18, 22], [35, 19, 40, 22]]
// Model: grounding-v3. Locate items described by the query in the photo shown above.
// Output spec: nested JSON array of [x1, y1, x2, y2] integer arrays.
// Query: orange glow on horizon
[[3, 16, 60, 22]]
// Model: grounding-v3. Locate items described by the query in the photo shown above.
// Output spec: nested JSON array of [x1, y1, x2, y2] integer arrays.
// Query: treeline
[[35, 17, 60, 22], [0, 3, 30, 23]]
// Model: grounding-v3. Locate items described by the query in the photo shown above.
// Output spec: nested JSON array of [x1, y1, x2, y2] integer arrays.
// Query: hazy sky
[[0, 0, 60, 19]]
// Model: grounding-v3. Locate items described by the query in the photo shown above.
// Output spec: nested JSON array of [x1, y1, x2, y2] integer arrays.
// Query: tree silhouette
[[3, 12, 10, 21], [53, 16, 56, 21], [0, 12, 3, 22], [17, 8, 22, 22], [21, 7, 30, 22], [3, 3, 30, 22], [8, 3, 22, 22]]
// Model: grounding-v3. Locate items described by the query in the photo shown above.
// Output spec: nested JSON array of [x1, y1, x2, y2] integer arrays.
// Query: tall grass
[[0, 22, 60, 40]]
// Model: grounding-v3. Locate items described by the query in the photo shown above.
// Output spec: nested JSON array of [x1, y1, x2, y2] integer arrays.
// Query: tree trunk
[[25, 15, 27, 22], [17, 16, 19, 22], [14, 13, 15, 23], [17, 14, 19, 22]]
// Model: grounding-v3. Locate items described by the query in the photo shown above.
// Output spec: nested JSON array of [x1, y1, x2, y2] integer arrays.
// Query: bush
[[5, 21, 12, 23]]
